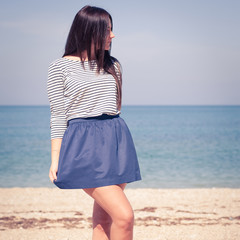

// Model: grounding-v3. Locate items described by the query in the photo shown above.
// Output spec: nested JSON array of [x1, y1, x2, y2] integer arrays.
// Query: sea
[[0, 105, 239, 189]]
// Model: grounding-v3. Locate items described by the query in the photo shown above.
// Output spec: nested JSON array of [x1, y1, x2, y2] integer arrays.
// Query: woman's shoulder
[[48, 57, 78, 72], [49, 57, 69, 67], [110, 56, 120, 65], [110, 56, 122, 74]]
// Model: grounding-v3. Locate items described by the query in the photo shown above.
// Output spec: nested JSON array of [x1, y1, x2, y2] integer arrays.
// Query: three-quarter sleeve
[[47, 62, 67, 139]]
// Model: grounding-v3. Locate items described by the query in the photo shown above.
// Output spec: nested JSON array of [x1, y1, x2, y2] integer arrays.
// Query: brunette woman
[[47, 5, 141, 240]]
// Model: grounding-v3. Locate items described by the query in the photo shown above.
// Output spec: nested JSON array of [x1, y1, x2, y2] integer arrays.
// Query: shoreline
[[0, 188, 240, 240]]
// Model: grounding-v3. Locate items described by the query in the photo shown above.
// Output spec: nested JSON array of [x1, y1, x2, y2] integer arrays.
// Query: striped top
[[47, 57, 120, 139]]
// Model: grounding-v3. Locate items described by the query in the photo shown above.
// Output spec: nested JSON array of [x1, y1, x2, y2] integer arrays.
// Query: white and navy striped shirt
[[47, 57, 120, 139]]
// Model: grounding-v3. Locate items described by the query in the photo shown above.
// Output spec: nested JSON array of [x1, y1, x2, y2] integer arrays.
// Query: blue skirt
[[54, 114, 141, 189]]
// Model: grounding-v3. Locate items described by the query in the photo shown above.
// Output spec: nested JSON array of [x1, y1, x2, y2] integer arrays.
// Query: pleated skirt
[[53, 114, 141, 189]]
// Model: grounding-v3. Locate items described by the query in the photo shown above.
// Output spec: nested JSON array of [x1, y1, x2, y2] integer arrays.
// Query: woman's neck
[[64, 50, 97, 62]]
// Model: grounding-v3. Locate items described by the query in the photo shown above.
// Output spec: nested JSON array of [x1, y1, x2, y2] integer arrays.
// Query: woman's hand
[[49, 138, 62, 183], [49, 162, 58, 183]]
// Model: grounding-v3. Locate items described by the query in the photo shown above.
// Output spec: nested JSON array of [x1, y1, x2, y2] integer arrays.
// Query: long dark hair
[[63, 5, 122, 110]]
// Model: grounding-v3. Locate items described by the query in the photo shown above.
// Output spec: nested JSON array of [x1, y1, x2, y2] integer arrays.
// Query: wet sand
[[0, 188, 239, 240]]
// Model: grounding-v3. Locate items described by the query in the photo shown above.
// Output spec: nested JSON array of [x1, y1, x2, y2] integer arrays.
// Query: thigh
[[118, 183, 127, 190], [92, 183, 127, 218], [84, 184, 132, 221]]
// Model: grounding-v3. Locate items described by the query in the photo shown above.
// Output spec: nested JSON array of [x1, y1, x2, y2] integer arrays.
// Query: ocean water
[[0, 105, 239, 188]]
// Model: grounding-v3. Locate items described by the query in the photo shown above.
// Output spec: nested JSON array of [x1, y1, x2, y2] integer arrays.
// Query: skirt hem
[[54, 175, 142, 189]]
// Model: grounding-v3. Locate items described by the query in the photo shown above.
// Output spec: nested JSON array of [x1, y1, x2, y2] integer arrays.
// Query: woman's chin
[[105, 43, 111, 51]]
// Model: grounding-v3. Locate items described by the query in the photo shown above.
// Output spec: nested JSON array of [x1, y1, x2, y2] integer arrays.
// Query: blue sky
[[0, 0, 239, 105]]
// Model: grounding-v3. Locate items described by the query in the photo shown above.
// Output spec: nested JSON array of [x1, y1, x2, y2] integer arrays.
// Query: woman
[[47, 5, 141, 240]]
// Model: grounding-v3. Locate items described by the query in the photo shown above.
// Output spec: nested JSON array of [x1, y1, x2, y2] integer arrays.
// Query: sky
[[0, 0, 239, 105]]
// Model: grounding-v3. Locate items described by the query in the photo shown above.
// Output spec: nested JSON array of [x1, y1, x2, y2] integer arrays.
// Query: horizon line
[[0, 104, 240, 107]]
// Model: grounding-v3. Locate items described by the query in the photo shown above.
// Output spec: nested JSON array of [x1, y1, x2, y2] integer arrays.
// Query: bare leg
[[91, 184, 127, 240], [84, 183, 134, 240], [92, 201, 112, 239]]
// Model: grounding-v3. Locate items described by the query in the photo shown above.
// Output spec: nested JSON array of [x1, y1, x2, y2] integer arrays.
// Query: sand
[[0, 188, 239, 240]]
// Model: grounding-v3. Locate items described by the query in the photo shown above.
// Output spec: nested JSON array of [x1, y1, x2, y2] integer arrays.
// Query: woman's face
[[105, 19, 115, 50]]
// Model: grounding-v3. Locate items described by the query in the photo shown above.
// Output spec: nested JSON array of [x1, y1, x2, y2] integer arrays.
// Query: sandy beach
[[0, 188, 239, 240]]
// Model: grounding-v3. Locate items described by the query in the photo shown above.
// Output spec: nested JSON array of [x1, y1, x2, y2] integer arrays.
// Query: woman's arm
[[47, 61, 67, 183], [47, 61, 67, 139], [49, 138, 62, 183]]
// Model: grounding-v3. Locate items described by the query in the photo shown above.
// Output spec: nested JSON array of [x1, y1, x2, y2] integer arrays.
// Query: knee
[[114, 210, 134, 230], [94, 223, 105, 232], [94, 223, 109, 233], [93, 223, 111, 239], [93, 213, 112, 229]]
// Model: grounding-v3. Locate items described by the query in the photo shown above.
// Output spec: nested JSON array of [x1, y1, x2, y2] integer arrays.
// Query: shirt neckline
[[61, 57, 96, 64]]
